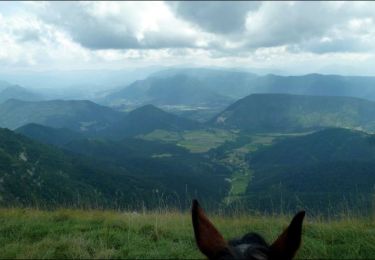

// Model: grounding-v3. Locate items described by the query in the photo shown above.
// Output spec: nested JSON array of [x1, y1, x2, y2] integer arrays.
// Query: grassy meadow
[[0, 208, 374, 259], [140, 129, 237, 153]]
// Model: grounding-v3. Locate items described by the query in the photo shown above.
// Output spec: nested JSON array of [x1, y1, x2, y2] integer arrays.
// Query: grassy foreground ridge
[[0, 208, 374, 259]]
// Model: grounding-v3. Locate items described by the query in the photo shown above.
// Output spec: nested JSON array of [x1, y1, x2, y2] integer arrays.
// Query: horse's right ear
[[192, 199, 228, 259], [270, 211, 306, 260]]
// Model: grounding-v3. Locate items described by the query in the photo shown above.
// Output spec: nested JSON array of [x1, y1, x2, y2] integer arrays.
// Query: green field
[[0, 208, 374, 259], [241, 132, 314, 152], [140, 129, 182, 143], [140, 129, 312, 154], [140, 129, 237, 153], [219, 148, 253, 204]]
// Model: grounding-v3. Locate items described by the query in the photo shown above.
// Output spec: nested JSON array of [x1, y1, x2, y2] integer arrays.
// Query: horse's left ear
[[192, 199, 228, 259], [270, 211, 305, 260]]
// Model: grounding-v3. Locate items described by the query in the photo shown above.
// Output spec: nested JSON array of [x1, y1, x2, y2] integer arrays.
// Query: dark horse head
[[192, 200, 305, 260]]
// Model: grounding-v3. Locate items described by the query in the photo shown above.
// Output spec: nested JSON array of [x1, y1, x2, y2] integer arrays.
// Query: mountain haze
[[248, 74, 375, 100], [105, 73, 232, 108], [103, 69, 375, 111], [149, 68, 258, 99], [0, 84, 42, 103]]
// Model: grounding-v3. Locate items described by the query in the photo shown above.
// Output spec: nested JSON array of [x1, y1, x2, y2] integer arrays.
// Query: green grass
[[140, 129, 236, 153], [0, 208, 374, 259], [179, 129, 236, 153], [241, 132, 314, 153], [227, 170, 253, 197], [140, 130, 311, 154], [140, 129, 182, 143], [220, 149, 253, 204]]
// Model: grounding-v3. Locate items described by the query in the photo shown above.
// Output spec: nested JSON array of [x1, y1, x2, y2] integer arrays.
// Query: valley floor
[[0, 208, 374, 259]]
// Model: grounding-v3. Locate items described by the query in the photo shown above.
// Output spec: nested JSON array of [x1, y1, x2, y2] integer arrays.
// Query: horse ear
[[192, 199, 228, 259], [270, 211, 305, 260]]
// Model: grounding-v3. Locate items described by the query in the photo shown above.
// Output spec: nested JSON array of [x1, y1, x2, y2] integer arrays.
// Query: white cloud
[[35, 1, 216, 50], [0, 1, 374, 74]]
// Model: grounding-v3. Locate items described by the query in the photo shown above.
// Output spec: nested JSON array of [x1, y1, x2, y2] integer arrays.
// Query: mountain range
[[104, 73, 232, 109], [5, 100, 200, 140], [102, 68, 375, 108], [5, 92, 375, 141], [0, 99, 124, 132], [2, 68, 375, 213], [212, 93, 375, 132]]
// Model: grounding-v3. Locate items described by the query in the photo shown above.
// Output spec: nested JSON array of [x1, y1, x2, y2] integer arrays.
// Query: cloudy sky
[[1, 1, 375, 75]]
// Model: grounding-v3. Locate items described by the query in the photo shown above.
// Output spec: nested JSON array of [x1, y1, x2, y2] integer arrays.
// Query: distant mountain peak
[[99, 104, 200, 140], [0, 84, 43, 103], [130, 104, 162, 113]]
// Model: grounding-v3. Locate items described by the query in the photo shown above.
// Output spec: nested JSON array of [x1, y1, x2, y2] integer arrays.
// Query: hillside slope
[[105, 73, 232, 107], [104, 70, 375, 108], [0, 99, 124, 132], [245, 128, 375, 213], [212, 94, 375, 132], [0, 128, 229, 208], [0, 85, 42, 103], [100, 104, 201, 139], [15, 123, 85, 146]]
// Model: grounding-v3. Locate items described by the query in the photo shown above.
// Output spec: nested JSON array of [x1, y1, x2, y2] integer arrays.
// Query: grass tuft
[[0, 208, 374, 259]]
